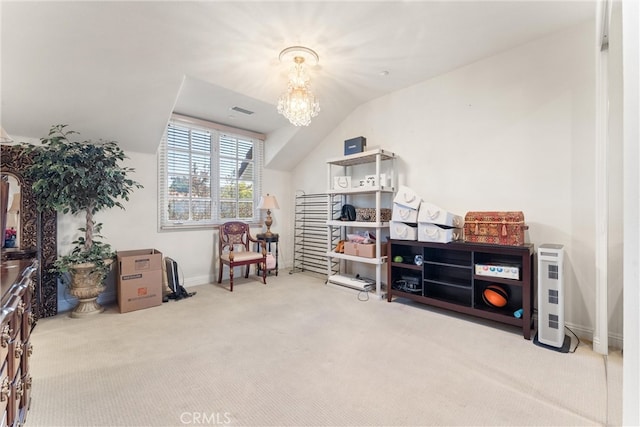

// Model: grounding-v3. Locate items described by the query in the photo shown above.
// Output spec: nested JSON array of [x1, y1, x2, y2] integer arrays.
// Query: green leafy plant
[[52, 223, 114, 279], [22, 124, 143, 280]]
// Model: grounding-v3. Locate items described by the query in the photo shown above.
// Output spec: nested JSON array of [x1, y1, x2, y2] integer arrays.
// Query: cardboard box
[[117, 249, 163, 275], [117, 270, 163, 313], [344, 242, 387, 258], [117, 249, 163, 313]]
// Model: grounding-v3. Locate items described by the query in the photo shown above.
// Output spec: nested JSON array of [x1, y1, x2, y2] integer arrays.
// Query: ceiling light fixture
[[277, 46, 320, 127]]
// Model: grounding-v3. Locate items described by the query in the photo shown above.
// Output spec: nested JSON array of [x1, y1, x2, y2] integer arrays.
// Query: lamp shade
[[0, 127, 13, 143], [257, 194, 279, 210], [257, 194, 279, 236], [8, 193, 20, 214]]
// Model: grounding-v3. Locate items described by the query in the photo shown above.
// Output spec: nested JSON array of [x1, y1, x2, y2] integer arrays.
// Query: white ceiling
[[1, 1, 595, 171]]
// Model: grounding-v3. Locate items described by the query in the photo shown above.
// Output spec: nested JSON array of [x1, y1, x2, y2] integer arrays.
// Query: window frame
[[158, 113, 265, 230]]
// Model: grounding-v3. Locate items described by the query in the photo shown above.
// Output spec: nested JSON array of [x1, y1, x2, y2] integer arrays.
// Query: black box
[[344, 136, 366, 155]]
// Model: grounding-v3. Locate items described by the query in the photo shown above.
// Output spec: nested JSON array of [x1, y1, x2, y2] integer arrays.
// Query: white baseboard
[[183, 275, 214, 288], [54, 272, 625, 350], [564, 321, 623, 351]]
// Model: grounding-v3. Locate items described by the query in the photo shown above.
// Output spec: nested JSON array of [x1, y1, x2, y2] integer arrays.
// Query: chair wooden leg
[[218, 261, 223, 284], [244, 265, 249, 279], [262, 262, 267, 285], [229, 266, 234, 292]]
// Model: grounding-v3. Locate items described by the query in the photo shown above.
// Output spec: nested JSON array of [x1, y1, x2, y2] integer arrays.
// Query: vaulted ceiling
[[1, 1, 595, 171]]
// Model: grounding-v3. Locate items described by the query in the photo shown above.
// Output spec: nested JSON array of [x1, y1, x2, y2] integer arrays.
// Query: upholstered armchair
[[217, 221, 267, 291]]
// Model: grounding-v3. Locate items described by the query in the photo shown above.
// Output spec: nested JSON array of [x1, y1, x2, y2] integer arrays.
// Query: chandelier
[[277, 46, 320, 126]]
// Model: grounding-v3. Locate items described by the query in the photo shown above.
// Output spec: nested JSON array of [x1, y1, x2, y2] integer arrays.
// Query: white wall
[[607, 0, 624, 351], [293, 20, 623, 345], [39, 18, 625, 346], [622, 0, 640, 423], [52, 149, 293, 299]]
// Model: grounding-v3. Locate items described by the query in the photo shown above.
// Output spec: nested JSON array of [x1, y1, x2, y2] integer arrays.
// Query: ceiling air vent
[[231, 106, 254, 115]]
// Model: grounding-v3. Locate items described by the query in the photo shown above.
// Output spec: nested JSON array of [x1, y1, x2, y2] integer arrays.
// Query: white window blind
[[158, 115, 264, 229]]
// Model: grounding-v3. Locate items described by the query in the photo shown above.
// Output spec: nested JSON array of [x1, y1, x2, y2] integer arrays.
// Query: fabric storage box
[[392, 202, 418, 223], [417, 202, 463, 228], [390, 221, 418, 241], [393, 185, 421, 209], [344, 241, 387, 258], [355, 207, 392, 222], [418, 223, 463, 243], [463, 211, 528, 246]]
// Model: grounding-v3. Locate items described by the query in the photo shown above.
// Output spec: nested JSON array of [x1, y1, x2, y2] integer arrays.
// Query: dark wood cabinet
[[1, 259, 37, 426], [387, 240, 534, 339]]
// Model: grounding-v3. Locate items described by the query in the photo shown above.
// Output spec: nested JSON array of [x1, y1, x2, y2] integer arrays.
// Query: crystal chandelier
[[277, 46, 320, 127]]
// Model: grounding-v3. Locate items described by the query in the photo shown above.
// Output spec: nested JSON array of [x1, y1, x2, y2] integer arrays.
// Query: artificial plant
[[22, 124, 143, 279]]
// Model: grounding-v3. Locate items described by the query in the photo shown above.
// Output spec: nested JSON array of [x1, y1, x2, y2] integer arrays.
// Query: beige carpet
[[27, 270, 622, 426]]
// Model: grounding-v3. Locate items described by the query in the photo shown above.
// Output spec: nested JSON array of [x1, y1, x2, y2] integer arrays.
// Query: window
[[158, 114, 264, 229]]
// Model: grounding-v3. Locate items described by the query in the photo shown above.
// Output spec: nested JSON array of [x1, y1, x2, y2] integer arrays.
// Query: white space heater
[[535, 244, 570, 352]]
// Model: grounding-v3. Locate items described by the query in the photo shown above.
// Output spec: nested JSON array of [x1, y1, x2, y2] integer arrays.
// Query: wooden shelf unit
[[387, 240, 534, 339]]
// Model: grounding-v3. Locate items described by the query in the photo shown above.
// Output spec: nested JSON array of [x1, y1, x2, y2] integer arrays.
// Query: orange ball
[[482, 284, 508, 307]]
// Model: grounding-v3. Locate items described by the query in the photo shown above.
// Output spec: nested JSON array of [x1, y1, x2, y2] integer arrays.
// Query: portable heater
[[534, 244, 570, 352]]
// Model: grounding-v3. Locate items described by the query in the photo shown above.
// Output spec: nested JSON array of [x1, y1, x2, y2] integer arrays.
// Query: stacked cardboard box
[[343, 241, 387, 258], [116, 249, 163, 313]]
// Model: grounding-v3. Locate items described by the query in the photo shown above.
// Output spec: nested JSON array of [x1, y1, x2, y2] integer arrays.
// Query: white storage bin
[[418, 223, 463, 243], [393, 185, 421, 209], [417, 202, 463, 228], [333, 176, 351, 190], [390, 221, 418, 241], [392, 203, 418, 223]]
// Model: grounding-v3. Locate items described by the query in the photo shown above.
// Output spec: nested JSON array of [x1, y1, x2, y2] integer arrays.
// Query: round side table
[[256, 233, 279, 276]]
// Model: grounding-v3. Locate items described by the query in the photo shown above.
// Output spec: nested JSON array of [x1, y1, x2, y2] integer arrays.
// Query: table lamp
[[8, 193, 20, 225], [257, 194, 279, 237]]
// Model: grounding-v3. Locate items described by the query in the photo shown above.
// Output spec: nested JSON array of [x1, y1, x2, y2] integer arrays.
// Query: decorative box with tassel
[[463, 211, 528, 246]]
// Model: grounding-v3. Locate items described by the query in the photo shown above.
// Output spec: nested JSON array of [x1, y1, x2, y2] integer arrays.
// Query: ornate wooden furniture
[[1, 145, 57, 318], [1, 259, 38, 425], [217, 222, 266, 292]]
